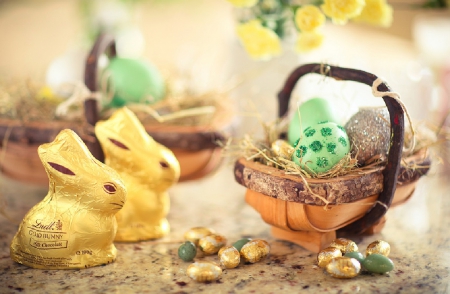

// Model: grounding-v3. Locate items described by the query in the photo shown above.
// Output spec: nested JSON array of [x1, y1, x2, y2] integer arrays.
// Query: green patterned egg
[[291, 122, 350, 174]]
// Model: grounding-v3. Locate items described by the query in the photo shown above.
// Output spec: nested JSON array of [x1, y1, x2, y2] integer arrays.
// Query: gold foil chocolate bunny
[[95, 107, 180, 241], [10, 129, 127, 269]]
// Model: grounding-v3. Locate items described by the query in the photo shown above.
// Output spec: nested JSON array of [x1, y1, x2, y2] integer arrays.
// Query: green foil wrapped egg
[[291, 122, 350, 174], [361, 253, 394, 274], [232, 238, 251, 252], [105, 57, 165, 107], [178, 241, 197, 262], [288, 97, 338, 145]]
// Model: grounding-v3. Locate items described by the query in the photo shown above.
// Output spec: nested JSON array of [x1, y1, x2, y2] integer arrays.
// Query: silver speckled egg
[[344, 107, 390, 166]]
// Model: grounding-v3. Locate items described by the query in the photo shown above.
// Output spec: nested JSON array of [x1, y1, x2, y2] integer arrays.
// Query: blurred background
[[1, 0, 449, 126]]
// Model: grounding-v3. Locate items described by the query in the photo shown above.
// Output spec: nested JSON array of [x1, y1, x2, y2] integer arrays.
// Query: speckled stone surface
[[1, 160, 449, 294]]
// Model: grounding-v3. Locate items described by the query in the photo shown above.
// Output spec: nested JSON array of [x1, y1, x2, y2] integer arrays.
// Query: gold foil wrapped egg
[[198, 234, 227, 255], [271, 140, 295, 159], [95, 107, 180, 242], [366, 240, 390, 257], [184, 227, 215, 246], [187, 261, 222, 282], [329, 238, 358, 254], [317, 247, 342, 268], [218, 246, 241, 269], [10, 129, 127, 269], [240, 239, 270, 263], [326, 257, 361, 279]]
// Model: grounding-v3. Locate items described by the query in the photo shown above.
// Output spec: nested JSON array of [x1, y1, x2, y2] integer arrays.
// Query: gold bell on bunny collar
[[10, 129, 127, 269], [95, 107, 180, 242]]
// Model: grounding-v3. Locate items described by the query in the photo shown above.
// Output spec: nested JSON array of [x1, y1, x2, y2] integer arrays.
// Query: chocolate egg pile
[[317, 238, 395, 279], [178, 227, 270, 283]]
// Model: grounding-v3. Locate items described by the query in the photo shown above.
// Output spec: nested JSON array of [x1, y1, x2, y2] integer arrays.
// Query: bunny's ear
[[95, 107, 155, 150], [38, 129, 93, 180]]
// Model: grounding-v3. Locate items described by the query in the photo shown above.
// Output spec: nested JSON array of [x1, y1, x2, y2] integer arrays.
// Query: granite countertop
[[1, 159, 449, 294]]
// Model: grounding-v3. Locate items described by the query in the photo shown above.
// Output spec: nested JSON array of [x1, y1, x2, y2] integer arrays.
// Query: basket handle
[[277, 63, 405, 234], [83, 33, 117, 162]]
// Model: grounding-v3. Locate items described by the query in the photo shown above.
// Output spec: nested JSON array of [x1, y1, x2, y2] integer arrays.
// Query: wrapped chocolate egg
[[10, 129, 127, 269], [344, 107, 390, 165], [362, 253, 394, 274], [198, 234, 227, 255], [240, 239, 270, 263], [317, 247, 342, 268], [288, 97, 338, 145], [366, 240, 390, 257], [326, 257, 361, 278], [232, 238, 251, 251], [187, 261, 222, 282], [178, 241, 197, 262], [271, 140, 294, 159], [292, 122, 350, 174], [329, 238, 358, 254], [344, 252, 365, 264], [218, 246, 241, 269], [184, 227, 215, 246]]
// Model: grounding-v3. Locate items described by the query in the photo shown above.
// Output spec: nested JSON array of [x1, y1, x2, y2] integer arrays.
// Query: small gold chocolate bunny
[[95, 107, 180, 241], [10, 129, 127, 269]]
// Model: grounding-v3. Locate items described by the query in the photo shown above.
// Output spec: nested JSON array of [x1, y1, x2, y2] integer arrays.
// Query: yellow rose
[[321, 0, 366, 25], [295, 30, 324, 53], [227, 0, 258, 7], [295, 5, 326, 32], [236, 20, 282, 60], [353, 0, 393, 27]]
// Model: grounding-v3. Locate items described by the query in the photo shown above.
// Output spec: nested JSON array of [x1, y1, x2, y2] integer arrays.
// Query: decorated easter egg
[[288, 97, 338, 145], [105, 57, 165, 107], [344, 107, 390, 165], [291, 122, 350, 174]]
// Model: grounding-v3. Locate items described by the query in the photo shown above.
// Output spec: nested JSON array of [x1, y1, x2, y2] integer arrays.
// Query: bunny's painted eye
[[103, 183, 117, 194], [48, 162, 75, 175], [160, 161, 169, 168], [109, 138, 129, 150]]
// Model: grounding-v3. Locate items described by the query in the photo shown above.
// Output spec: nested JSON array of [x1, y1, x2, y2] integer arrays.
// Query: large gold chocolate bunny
[[95, 107, 180, 241], [10, 129, 127, 269]]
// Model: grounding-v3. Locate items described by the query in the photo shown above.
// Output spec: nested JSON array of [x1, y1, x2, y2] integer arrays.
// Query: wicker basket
[[234, 64, 430, 252], [0, 34, 232, 185]]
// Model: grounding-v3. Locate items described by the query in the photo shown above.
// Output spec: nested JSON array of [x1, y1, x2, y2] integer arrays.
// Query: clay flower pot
[[233, 63, 430, 253]]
